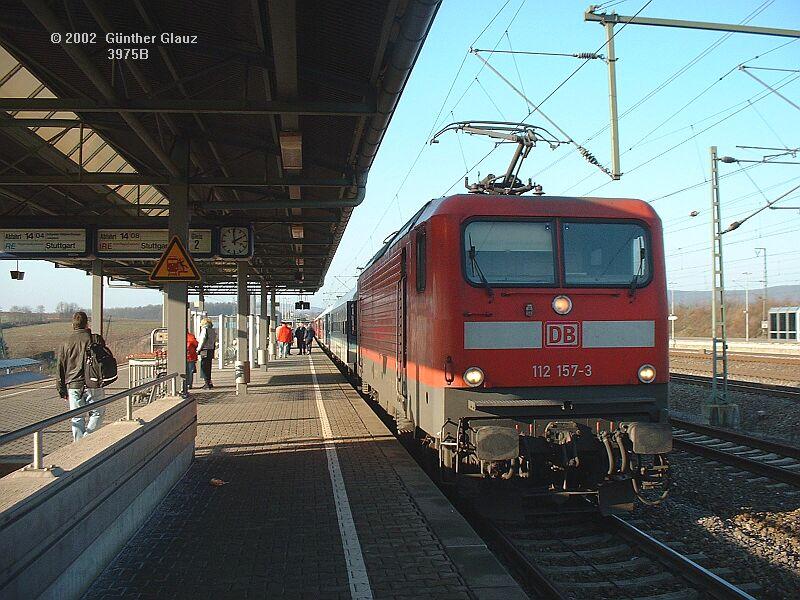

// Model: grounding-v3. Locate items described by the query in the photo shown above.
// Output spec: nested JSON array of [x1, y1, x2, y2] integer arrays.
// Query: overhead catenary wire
[[321, 0, 527, 300], [566, 69, 800, 195], [582, 72, 800, 195], [504, 31, 528, 113], [533, 14, 797, 185], [470, 48, 614, 178], [462, 0, 658, 186], [441, 0, 655, 196], [662, 172, 800, 231]]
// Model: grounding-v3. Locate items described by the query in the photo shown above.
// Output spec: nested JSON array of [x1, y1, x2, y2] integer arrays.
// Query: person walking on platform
[[197, 318, 217, 389], [295, 323, 307, 355], [56, 311, 106, 441], [186, 330, 198, 390], [304, 325, 316, 354], [276, 321, 293, 358]]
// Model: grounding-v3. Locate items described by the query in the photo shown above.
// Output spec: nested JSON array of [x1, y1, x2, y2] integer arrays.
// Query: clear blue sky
[[3, 0, 799, 311]]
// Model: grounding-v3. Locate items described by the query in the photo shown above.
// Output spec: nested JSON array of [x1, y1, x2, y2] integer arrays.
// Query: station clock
[[218, 226, 251, 258]]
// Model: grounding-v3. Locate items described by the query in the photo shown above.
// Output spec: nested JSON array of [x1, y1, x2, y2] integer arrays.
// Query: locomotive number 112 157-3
[[532, 364, 593, 378]]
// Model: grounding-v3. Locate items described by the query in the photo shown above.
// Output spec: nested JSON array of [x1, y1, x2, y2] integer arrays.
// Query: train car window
[[463, 221, 555, 285], [416, 230, 426, 292], [563, 222, 651, 287]]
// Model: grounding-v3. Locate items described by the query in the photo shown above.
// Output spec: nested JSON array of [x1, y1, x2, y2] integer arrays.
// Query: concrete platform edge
[[336, 375, 527, 599]]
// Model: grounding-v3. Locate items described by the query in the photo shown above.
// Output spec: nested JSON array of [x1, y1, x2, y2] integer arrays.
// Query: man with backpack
[[56, 311, 117, 441]]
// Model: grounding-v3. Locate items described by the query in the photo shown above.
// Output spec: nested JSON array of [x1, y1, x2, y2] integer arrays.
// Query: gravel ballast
[[652, 374, 800, 599], [633, 451, 800, 599]]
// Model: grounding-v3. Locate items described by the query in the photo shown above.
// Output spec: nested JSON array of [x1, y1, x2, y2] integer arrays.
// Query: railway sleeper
[[636, 589, 700, 600], [558, 570, 677, 589], [542, 557, 655, 574]]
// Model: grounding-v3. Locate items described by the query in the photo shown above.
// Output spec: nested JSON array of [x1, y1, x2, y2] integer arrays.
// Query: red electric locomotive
[[353, 193, 670, 510], [317, 123, 672, 510]]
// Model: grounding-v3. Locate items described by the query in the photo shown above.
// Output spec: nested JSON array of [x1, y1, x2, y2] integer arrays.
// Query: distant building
[[768, 307, 800, 341]]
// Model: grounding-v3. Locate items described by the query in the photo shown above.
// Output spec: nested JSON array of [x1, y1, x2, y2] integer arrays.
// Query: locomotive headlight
[[463, 367, 485, 387], [638, 364, 656, 383], [552, 295, 572, 315]]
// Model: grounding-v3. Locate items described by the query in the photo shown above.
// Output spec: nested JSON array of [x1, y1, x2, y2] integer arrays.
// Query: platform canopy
[[0, 0, 440, 294]]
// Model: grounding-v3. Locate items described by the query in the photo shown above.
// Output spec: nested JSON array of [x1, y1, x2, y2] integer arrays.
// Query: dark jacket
[[294, 326, 306, 340], [304, 327, 315, 342], [57, 328, 104, 397]]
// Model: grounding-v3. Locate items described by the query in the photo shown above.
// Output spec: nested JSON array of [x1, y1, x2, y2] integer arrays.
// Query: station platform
[[670, 337, 800, 356], [84, 352, 523, 599]]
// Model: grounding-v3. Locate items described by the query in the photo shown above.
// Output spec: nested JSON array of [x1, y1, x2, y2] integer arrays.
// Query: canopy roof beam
[[0, 174, 352, 187], [22, 0, 183, 179], [0, 98, 376, 116]]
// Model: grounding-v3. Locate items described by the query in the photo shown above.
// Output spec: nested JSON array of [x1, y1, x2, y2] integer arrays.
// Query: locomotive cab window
[[563, 222, 650, 287], [464, 221, 555, 285]]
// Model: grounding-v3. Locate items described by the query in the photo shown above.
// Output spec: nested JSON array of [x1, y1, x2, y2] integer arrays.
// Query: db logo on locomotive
[[545, 322, 580, 347]]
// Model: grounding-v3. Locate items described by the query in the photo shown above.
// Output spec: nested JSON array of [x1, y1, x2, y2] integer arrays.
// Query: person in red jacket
[[186, 330, 198, 389], [276, 322, 293, 358]]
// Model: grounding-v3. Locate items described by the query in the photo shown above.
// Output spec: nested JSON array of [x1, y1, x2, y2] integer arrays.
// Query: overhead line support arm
[[584, 10, 800, 38]]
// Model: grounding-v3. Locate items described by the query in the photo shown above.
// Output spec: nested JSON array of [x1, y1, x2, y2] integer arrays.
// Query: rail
[[670, 372, 800, 398], [472, 506, 755, 599], [671, 417, 800, 460], [671, 420, 800, 487], [608, 516, 756, 600], [0, 372, 181, 471]]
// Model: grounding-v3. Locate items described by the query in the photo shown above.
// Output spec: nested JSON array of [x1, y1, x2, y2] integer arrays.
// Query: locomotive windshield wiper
[[468, 242, 494, 301], [628, 244, 646, 299]]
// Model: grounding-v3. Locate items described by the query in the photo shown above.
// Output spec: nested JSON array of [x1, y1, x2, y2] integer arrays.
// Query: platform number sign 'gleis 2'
[[545, 322, 580, 347]]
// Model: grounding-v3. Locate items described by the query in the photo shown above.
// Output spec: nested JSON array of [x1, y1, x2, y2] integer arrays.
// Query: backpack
[[85, 334, 118, 388]]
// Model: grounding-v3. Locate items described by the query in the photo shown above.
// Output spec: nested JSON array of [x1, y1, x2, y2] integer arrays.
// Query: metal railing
[[0, 373, 182, 471]]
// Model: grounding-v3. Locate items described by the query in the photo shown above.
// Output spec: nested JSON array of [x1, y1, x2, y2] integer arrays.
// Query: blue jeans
[[187, 361, 196, 388], [279, 341, 289, 358], [68, 387, 105, 441]]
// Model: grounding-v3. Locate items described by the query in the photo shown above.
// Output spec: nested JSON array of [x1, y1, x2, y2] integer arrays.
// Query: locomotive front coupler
[[613, 422, 672, 506]]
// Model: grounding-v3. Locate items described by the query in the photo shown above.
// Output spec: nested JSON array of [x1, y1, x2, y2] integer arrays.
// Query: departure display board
[[96, 228, 212, 257], [0, 228, 87, 257]]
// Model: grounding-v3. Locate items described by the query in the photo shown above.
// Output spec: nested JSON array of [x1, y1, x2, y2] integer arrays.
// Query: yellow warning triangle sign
[[149, 236, 201, 282]]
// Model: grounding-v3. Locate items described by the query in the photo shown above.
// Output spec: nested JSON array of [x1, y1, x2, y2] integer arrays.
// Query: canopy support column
[[165, 139, 189, 389], [91, 259, 103, 337], [259, 282, 269, 371], [236, 264, 250, 395], [269, 288, 277, 358]]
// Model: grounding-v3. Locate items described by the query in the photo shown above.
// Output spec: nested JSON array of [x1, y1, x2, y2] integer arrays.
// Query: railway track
[[480, 508, 757, 599], [342, 349, 773, 598], [670, 372, 800, 398], [671, 417, 800, 488]]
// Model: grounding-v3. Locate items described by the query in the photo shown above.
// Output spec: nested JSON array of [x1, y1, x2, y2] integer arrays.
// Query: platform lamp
[[9, 260, 24, 280]]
